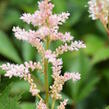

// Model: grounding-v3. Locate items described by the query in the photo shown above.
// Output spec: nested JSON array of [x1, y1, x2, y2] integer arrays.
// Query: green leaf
[[69, 0, 87, 7], [84, 34, 104, 55], [10, 0, 35, 6], [3, 9, 20, 29], [96, 21, 107, 38], [92, 47, 109, 64], [103, 69, 109, 80], [105, 106, 109, 109], [20, 102, 35, 109], [0, 85, 20, 109], [0, 31, 22, 63], [77, 77, 99, 102], [22, 42, 36, 61], [0, 62, 5, 74], [67, 12, 82, 26], [52, 0, 67, 12], [10, 81, 29, 95], [0, 1, 8, 30]]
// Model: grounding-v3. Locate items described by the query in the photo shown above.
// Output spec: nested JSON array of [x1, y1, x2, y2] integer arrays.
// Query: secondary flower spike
[[88, 0, 109, 35], [0, 0, 86, 109], [57, 99, 68, 109], [0, 61, 42, 96], [37, 100, 47, 109]]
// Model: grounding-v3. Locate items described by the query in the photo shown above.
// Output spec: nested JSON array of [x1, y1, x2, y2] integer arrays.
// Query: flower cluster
[[54, 41, 86, 56], [88, 0, 109, 34], [0, 0, 86, 109], [13, 0, 72, 45], [12, 27, 45, 55], [0, 61, 42, 96], [57, 99, 68, 109], [37, 100, 47, 109], [45, 50, 81, 100]]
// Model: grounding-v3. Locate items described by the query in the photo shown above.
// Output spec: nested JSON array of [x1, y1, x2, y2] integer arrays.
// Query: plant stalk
[[44, 59, 49, 104], [44, 37, 50, 104], [51, 99, 56, 109]]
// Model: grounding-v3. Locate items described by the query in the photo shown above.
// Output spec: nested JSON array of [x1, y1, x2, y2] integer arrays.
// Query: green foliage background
[[0, 0, 109, 109]]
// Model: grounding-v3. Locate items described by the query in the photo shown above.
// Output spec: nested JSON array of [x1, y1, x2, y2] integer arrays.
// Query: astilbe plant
[[88, 0, 109, 36], [0, 0, 86, 109]]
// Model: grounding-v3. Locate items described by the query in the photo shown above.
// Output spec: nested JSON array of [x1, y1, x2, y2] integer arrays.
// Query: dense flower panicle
[[48, 12, 70, 28], [30, 85, 40, 96], [45, 50, 64, 99], [21, 11, 45, 26], [50, 75, 65, 99], [13, 26, 50, 40], [54, 41, 86, 56], [1, 0, 86, 108], [21, 0, 54, 27], [45, 50, 81, 99], [88, 0, 101, 20], [63, 32, 73, 42], [24, 73, 40, 96], [38, 0, 54, 16], [45, 50, 57, 64], [12, 26, 40, 40], [88, 0, 109, 24], [58, 12, 70, 25], [48, 14, 60, 28], [20, 0, 71, 43], [13, 26, 29, 41], [20, 13, 33, 24], [52, 58, 63, 76], [37, 100, 47, 109], [50, 72, 81, 100], [21, 1, 69, 28], [57, 99, 68, 109], [24, 61, 42, 71], [45, 50, 63, 75], [37, 26, 50, 39], [29, 37, 45, 55], [50, 31, 73, 42], [0, 61, 42, 78], [13, 26, 73, 43], [14, 0, 86, 45], [13, 27, 45, 55], [1, 63, 25, 78], [64, 72, 81, 82], [0, 61, 41, 96]]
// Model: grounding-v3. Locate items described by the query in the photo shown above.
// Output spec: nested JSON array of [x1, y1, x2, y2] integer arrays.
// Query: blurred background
[[0, 0, 109, 109]]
